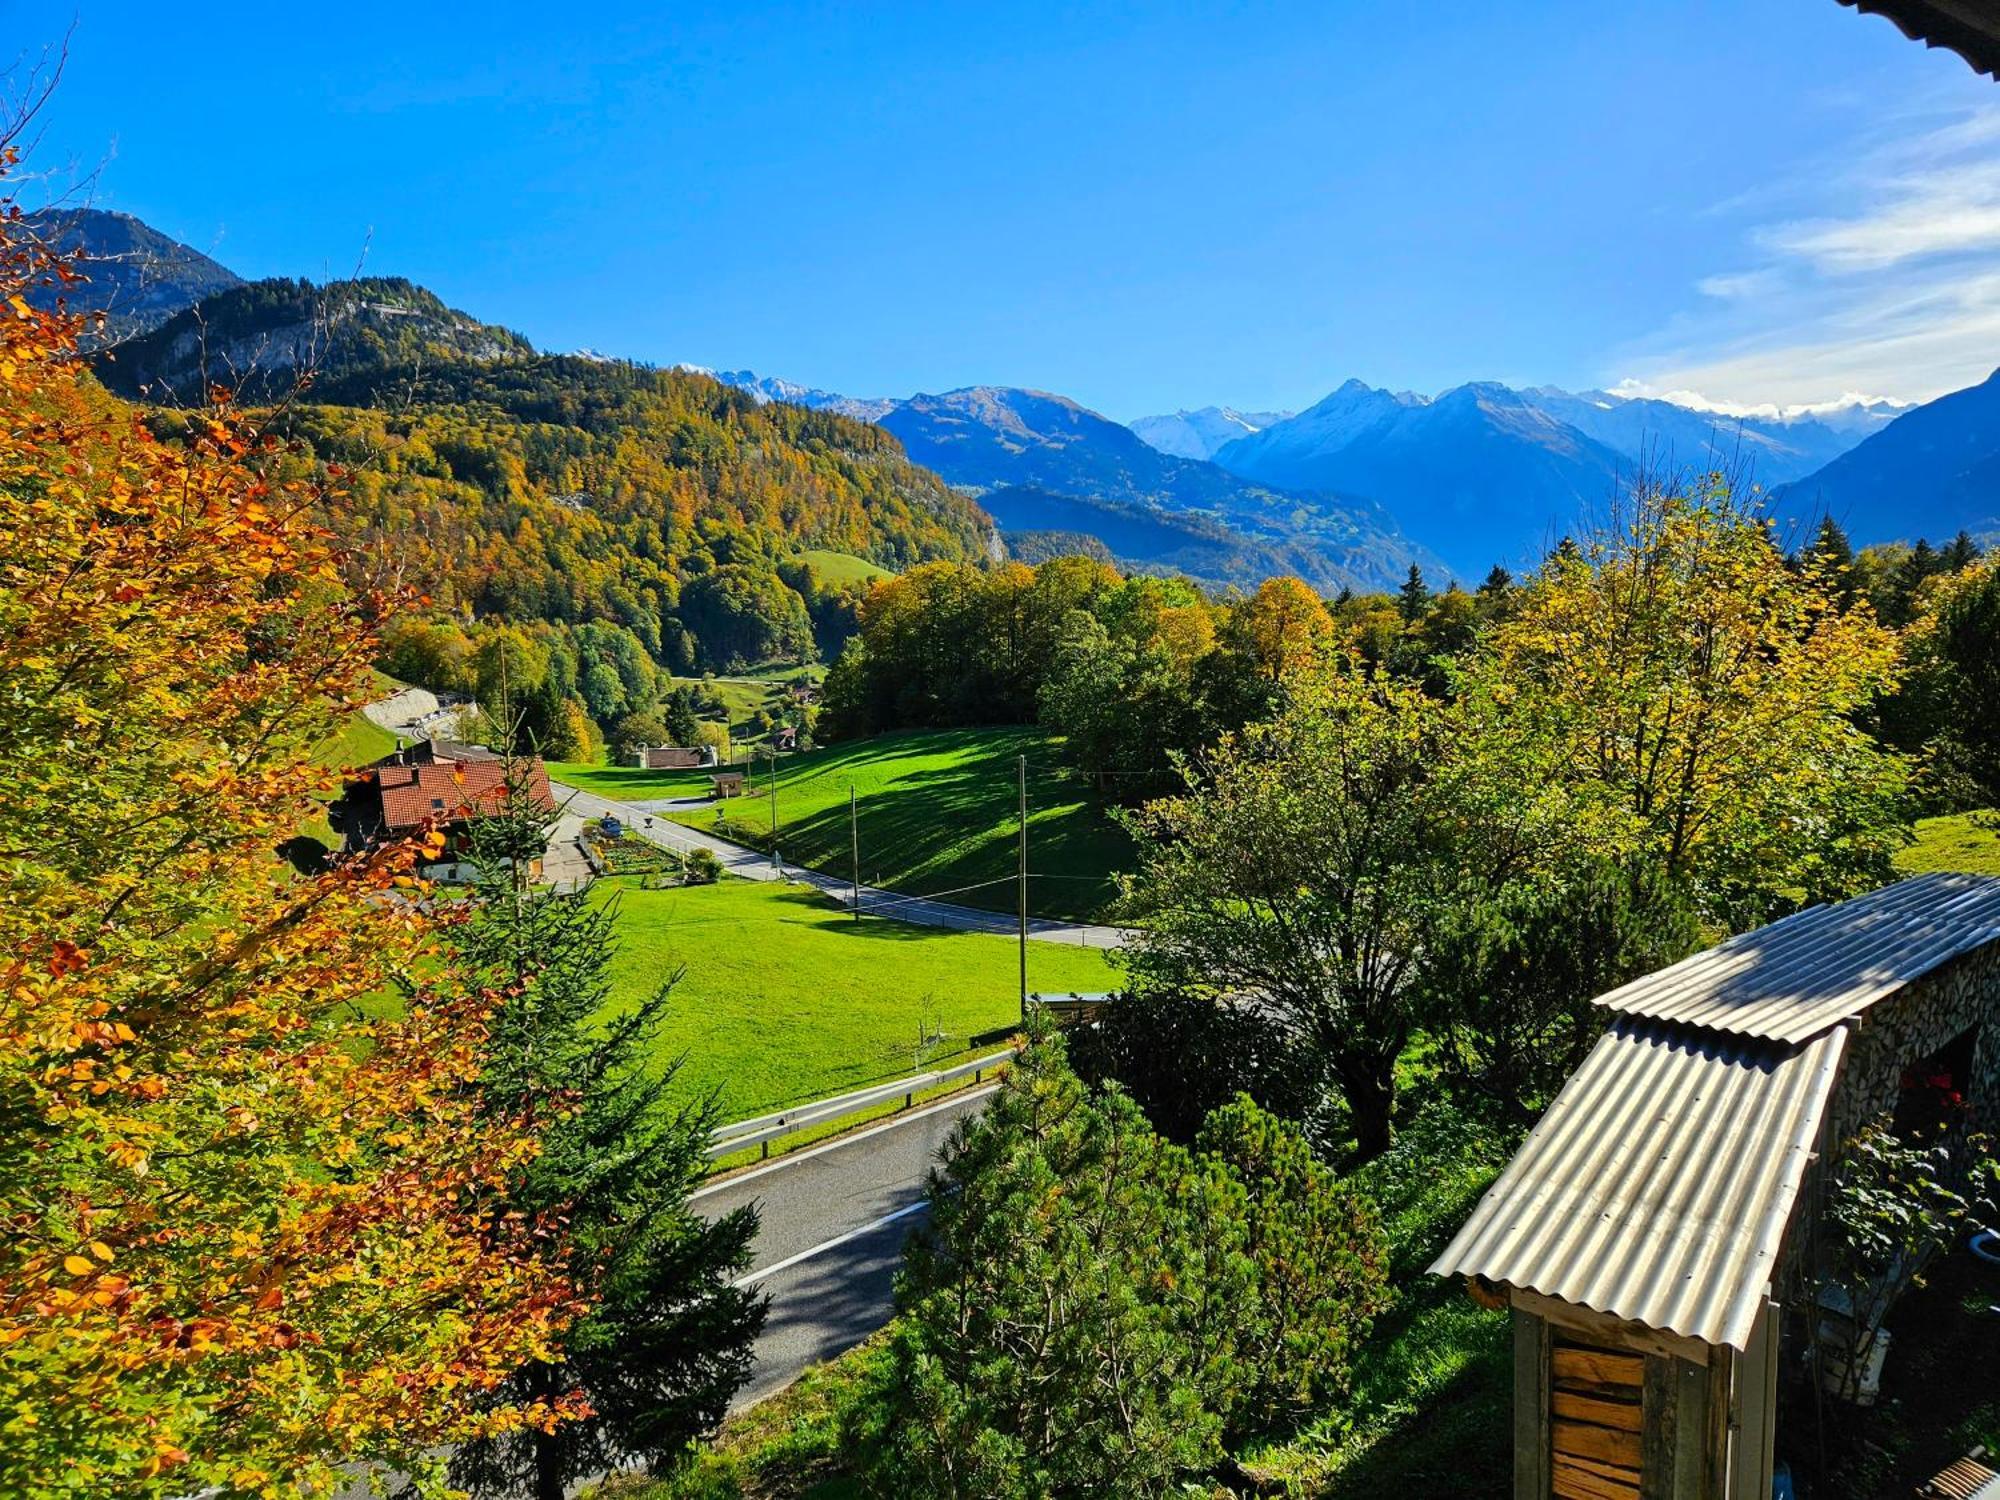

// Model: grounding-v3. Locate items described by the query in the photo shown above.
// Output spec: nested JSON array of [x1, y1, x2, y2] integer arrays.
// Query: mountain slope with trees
[[81, 275, 994, 752], [1778, 366, 2000, 546]]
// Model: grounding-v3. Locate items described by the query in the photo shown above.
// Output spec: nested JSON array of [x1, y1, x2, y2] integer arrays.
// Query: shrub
[[857, 1033, 1388, 1497], [685, 848, 723, 885]]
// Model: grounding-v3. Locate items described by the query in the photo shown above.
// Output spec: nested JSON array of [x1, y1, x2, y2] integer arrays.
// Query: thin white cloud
[[1696, 269, 1782, 300], [1763, 161, 2000, 272], [1614, 98, 2000, 408]]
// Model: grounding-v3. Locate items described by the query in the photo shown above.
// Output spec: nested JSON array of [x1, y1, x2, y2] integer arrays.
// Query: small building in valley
[[709, 770, 746, 799], [635, 744, 717, 770], [332, 738, 555, 877], [1432, 873, 2000, 1500]]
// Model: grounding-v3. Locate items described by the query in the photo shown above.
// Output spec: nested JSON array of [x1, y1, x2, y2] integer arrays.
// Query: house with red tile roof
[[332, 739, 555, 866]]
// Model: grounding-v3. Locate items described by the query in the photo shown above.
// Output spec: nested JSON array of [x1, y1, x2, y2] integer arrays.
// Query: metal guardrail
[[707, 1047, 1016, 1162]]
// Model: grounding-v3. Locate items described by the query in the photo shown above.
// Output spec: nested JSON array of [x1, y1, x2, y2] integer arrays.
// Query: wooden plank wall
[[1550, 1332, 1644, 1500]]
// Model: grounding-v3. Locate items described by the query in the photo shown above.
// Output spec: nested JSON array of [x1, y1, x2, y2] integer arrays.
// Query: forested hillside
[[95, 278, 994, 746]]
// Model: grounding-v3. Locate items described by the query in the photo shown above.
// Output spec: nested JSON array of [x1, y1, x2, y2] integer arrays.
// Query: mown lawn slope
[[593, 875, 1121, 1117]]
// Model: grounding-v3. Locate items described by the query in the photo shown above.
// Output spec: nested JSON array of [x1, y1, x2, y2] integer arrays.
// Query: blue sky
[[17, 1, 2000, 418]]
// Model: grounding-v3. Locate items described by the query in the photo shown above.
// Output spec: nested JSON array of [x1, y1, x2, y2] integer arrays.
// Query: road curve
[[692, 1087, 993, 1410], [550, 779, 1130, 949]]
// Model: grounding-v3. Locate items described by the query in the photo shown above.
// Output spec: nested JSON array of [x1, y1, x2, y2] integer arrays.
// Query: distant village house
[[332, 738, 555, 879], [634, 744, 718, 770]]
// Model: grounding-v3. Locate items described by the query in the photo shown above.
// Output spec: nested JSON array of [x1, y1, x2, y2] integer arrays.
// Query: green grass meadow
[[798, 548, 893, 588], [684, 729, 1133, 921], [314, 708, 398, 773], [1896, 810, 2000, 876], [593, 875, 1121, 1117], [558, 728, 1136, 922]]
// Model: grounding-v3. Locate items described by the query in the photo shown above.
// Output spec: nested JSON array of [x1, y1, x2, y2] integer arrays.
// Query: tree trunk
[[531, 1360, 566, 1500], [1341, 1061, 1396, 1164], [533, 1429, 565, 1500]]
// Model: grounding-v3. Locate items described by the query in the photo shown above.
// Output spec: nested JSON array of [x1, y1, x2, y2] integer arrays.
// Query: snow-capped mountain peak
[[1128, 405, 1295, 460]]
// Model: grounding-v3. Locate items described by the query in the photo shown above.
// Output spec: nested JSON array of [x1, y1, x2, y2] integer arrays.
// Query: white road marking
[[690, 1084, 999, 1202], [732, 1200, 929, 1287]]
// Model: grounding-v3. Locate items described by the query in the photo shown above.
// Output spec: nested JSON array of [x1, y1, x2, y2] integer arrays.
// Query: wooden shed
[[1432, 873, 2000, 1500]]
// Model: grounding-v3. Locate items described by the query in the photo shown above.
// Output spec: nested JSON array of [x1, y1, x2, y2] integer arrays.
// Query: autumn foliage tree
[[0, 161, 582, 1496], [1467, 478, 1909, 926]]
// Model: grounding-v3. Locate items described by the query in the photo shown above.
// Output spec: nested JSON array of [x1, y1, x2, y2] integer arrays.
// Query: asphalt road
[[692, 1086, 995, 1410], [550, 778, 1130, 949]]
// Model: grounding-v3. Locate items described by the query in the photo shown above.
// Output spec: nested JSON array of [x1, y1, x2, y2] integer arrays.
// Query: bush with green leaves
[[684, 847, 723, 885], [856, 1033, 1387, 1498]]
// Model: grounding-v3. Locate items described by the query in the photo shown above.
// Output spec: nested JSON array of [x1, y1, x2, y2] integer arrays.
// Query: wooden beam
[[1555, 1456, 1643, 1500], [1554, 1391, 1643, 1431], [1515, 1309, 1552, 1500], [1510, 1288, 1713, 1367], [1640, 1354, 1676, 1500], [1554, 1348, 1645, 1388]]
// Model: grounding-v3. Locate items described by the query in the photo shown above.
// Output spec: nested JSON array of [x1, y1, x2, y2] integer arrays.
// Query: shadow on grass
[[761, 885, 955, 942]]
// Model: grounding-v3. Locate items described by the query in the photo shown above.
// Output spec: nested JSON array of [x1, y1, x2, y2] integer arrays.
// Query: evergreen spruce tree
[[1396, 563, 1432, 623], [1805, 516, 1858, 607], [1893, 538, 1942, 615], [1943, 529, 1982, 573], [447, 773, 765, 1500], [664, 685, 703, 746]]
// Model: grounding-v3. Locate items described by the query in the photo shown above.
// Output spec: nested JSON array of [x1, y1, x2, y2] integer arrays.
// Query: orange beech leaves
[[0, 151, 585, 1498]]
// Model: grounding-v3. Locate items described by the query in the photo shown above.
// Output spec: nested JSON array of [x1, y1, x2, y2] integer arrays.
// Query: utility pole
[[850, 784, 860, 922], [768, 744, 779, 875], [1017, 754, 1028, 1023]]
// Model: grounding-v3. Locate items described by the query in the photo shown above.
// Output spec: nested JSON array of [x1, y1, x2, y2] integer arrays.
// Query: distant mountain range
[[677, 367, 896, 422], [980, 485, 1410, 595], [1180, 379, 1907, 576], [39, 207, 1997, 589], [703, 373, 1441, 591], [22, 207, 242, 343]]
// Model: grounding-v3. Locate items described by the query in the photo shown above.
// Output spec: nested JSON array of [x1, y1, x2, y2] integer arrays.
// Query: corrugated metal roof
[[1596, 873, 2000, 1044], [1837, 0, 2000, 80], [1429, 1019, 1847, 1351]]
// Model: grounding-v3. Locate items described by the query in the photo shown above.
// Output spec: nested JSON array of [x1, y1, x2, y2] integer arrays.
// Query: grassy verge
[[314, 709, 398, 770], [594, 1336, 890, 1500], [1896, 809, 2000, 876], [593, 875, 1120, 1118], [549, 761, 719, 800]]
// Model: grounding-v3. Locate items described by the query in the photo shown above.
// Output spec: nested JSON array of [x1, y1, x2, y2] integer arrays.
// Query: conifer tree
[[447, 777, 765, 1500], [1943, 529, 1982, 573], [1806, 516, 1858, 607], [1397, 563, 1433, 623]]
